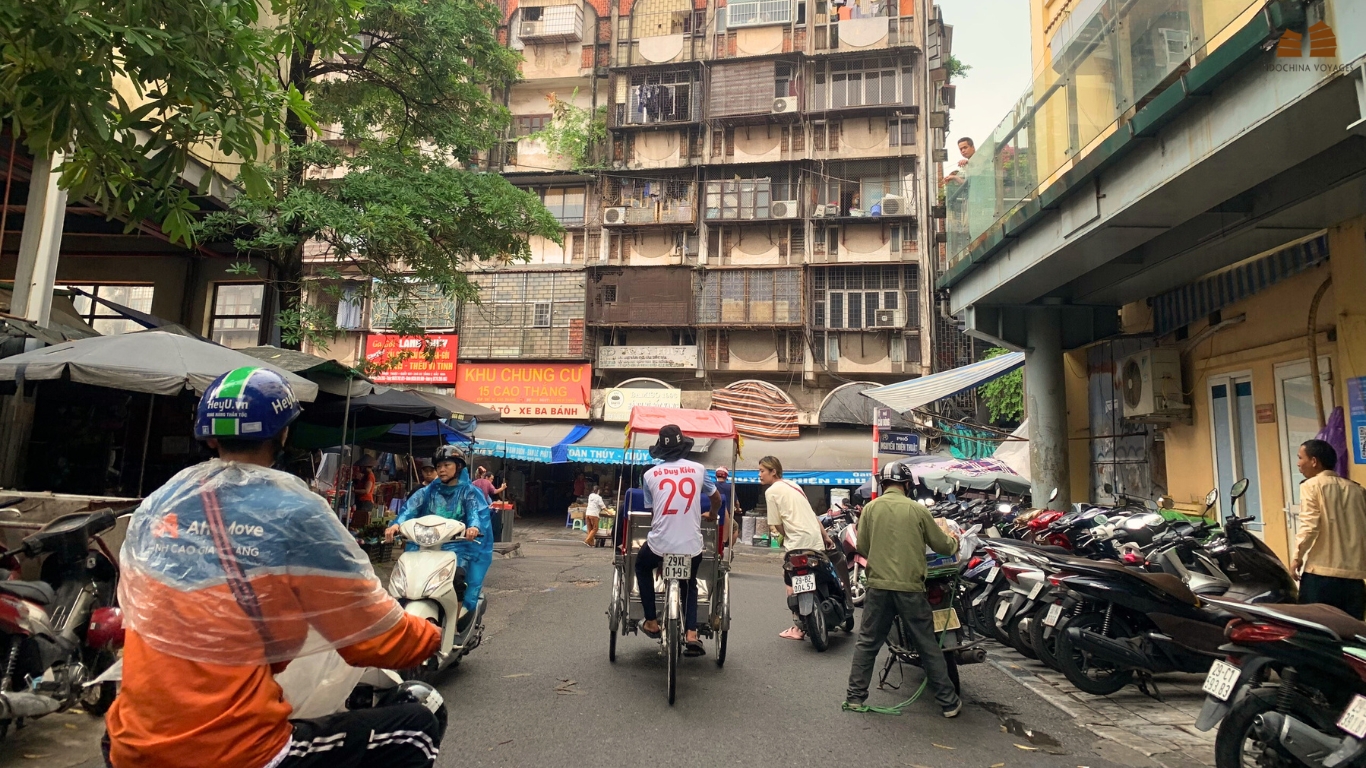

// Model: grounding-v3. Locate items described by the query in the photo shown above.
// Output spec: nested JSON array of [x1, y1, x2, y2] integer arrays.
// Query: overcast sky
[[938, 0, 1032, 162]]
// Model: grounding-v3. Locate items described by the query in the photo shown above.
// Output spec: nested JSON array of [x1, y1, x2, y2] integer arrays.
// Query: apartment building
[[478, 0, 962, 423]]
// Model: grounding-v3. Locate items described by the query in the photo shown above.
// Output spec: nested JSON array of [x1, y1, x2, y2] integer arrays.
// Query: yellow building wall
[[1155, 264, 1337, 562], [1065, 348, 1090, 505], [1329, 216, 1366, 485]]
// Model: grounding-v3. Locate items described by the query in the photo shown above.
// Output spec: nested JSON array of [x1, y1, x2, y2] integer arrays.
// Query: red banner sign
[[364, 334, 459, 385], [455, 363, 591, 419]]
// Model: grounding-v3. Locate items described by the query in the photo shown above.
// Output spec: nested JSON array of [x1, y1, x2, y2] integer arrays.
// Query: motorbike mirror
[[1230, 478, 1250, 501], [1204, 488, 1219, 509], [1158, 496, 1174, 510], [1103, 482, 1114, 494], [1048, 488, 1059, 502]]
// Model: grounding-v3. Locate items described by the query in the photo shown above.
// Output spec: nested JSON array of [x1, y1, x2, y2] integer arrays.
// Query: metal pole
[[333, 385, 353, 517], [871, 406, 880, 501], [407, 420, 415, 495], [137, 393, 154, 497]]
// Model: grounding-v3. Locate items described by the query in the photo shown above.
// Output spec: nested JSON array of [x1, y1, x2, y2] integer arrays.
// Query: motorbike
[[0, 507, 128, 736], [820, 508, 867, 608], [1194, 598, 1366, 768], [783, 548, 853, 652], [388, 515, 487, 680]]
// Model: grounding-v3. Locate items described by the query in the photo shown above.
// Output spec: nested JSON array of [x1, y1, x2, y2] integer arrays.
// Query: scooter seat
[[0, 580, 54, 605], [1064, 558, 1198, 606], [1257, 603, 1366, 642]]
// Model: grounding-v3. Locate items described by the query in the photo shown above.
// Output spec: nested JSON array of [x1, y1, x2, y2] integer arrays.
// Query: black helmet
[[879, 460, 914, 484], [432, 444, 467, 469]]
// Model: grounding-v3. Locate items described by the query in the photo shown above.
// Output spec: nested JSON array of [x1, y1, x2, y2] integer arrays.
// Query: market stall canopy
[[471, 421, 713, 466], [0, 330, 319, 400], [1, 285, 99, 345], [627, 406, 737, 441], [991, 420, 1031, 481], [862, 352, 1026, 414], [819, 382, 915, 428], [239, 346, 378, 398], [406, 390, 500, 423], [297, 388, 450, 428], [696, 427, 895, 486]]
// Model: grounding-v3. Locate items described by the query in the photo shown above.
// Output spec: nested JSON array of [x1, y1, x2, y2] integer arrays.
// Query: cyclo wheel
[[666, 580, 681, 705], [715, 631, 728, 667], [715, 572, 729, 668], [608, 568, 622, 663]]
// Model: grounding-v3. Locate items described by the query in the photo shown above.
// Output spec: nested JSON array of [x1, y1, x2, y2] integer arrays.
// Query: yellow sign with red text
[[455, 363, 591, 419]]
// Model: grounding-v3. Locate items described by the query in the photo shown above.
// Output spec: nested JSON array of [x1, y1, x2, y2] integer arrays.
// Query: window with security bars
[[460, 271, 585, 359], [888, 118, 916, 147], [208, 283, 265, 348], [621, 70, 699, 125], [775, 331, 804, 363], [726, 0, 793, 28], [696, 268, 802, 324], [514, 114, 552, 136], [538, 187, 586, 226], [371, 283, 459, 330], [811, 265, 918, 330], [811, 58, 914, 110]]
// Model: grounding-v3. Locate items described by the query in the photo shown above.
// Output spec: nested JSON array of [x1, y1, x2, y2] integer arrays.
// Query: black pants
[[846, 588, 959, 709], [107, 704, 443, 768], [635, 543, 702, 631], [1301, 572, 1366, 619]]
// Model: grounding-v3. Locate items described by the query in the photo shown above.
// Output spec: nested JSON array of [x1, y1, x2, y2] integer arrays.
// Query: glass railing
[[944, 0, 1266, 270]]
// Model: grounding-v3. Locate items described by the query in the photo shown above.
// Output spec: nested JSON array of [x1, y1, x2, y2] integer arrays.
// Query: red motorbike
[[0, 508, 127, 737]]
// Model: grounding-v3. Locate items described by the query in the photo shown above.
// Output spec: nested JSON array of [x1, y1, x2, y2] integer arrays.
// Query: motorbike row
[[925, 480, 1366, 768], [0, 508, 482, 740]]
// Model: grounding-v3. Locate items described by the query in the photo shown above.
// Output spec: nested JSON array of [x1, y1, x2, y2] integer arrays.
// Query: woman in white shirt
[[584, 485, 607, 546]]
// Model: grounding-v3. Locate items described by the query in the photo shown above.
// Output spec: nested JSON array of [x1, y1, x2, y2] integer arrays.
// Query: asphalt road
[[435, 540, 1158, 768]]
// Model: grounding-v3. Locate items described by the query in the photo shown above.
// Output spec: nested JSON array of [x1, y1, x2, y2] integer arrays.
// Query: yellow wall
[[1329, 217, 1366, 485], [1064, 347, 1090, 505]]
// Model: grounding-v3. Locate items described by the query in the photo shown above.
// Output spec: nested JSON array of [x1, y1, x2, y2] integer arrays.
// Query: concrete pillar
[[1026, 307, 1070, 509], [11, 152, 67, 327]]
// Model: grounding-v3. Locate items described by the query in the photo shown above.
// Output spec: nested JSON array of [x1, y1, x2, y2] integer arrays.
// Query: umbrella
[[0, 330, 319, 401], [405, 390, 500, 422], [297, 388, 450, 429]]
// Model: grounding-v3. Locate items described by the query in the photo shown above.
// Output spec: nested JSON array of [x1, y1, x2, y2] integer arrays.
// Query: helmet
[[879, 461, 914, 484], [195, 367, 301, 441], [715, 466, 729, 480], [432, 444, 467, 468]]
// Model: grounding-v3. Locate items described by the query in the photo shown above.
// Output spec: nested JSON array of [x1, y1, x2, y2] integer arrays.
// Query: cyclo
[[606, 407, 737, 705]]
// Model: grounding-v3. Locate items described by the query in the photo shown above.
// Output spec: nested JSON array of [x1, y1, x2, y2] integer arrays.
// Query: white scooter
[[388, 515, 487, 681]]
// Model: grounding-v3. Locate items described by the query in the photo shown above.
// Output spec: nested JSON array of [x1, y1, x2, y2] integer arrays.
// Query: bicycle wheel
[[666, 581, 681, 705]]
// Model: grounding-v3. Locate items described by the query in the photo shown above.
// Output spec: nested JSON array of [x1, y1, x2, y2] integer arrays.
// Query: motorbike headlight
[[389, 561, 407, 596], [997, 503, 1011, 514], [413, 524, 443, 547], [423, 561, 457, 595]]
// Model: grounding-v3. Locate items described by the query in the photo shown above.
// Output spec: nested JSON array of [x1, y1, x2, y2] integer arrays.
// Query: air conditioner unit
[[770, 200, 799, 219], [603, 207, 627, 225], [879, 195, 906, 216], [772, 97, 799, 114], [871, 309, 905, 328], [1120, 348, 1188, 418], [812, 204, 835, 218], [520, 21, 542, 38]]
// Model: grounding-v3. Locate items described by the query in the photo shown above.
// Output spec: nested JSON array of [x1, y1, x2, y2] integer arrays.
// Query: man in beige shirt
[[1293, 439, 1366, 618]]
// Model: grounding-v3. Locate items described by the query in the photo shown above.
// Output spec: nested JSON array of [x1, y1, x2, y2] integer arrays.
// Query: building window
[[812, 58, 912, 110], [209, 283, 265, 349], [696, 268, 803, 324], [514, 114, 552, 137], [60, 284, 155, 335], [624, 70, 698, 125], [726, 0, 793, 28], [539, 187, 586, 225], [811, 265, 918, 330], [671, 329, 697, 346], [704, 178, 772, 220], [888, 118, 916, 147], [603, 284, 618, 303], [532, 301, 552, 328]]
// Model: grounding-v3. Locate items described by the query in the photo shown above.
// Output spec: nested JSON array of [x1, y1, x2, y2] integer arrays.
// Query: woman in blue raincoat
[[385, 446, 493, 613]]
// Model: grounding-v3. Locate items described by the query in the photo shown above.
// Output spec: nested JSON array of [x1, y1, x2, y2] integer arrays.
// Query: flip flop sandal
[[641, 625, 662, 640], [683, 640, 706, 657]]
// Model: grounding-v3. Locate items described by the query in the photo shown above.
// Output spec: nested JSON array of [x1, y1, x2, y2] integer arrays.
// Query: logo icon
[[151, 513, 179, 539], [1277, 21, 1336, 58]]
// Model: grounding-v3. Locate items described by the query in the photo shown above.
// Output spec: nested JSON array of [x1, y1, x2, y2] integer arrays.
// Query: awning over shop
[[694, 427, 901, 486], [863, 352, 1025, 414], [470, 422, 709, 466]]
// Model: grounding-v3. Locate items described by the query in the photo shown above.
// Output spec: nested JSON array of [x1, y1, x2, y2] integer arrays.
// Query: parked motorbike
[[1194, 598, 1366, 768], [388, 515, 487, 680], [783, 548, 853, 652], [0, 508, 128, 737]]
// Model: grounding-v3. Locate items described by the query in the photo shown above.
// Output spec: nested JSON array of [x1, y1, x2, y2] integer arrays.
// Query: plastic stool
[[571, 519, 586, 532]]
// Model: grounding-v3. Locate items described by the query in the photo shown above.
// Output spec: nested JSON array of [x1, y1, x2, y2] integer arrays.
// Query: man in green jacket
[[845, 461, 962, 717]]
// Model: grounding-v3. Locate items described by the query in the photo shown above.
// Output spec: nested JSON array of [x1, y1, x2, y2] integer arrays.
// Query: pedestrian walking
[[1293, 438, 1366, 618], [845, 461, 962, 718], [584, 484, 607, 546]]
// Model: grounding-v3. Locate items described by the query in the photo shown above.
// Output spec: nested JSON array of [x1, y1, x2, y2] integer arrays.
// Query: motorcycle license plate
[[1338, 694, 1366, 740], [792, 574, 817, 594], [1043, 602, 1064, 627], [985, 566, 1000, 584], [663, 554, 691, 580], [1027, 582, 1044, 600], [933, 608, 961, 633], [1201, 660, 1240, 702], [995, 599, 1011, 621]]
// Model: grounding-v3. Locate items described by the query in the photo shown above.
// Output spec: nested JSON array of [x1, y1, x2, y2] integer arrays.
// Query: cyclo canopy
[[624, 407, 738, 444]]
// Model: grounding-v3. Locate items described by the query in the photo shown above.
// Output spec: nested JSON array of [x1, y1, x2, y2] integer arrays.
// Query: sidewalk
[[989, 646, 1215, 768]]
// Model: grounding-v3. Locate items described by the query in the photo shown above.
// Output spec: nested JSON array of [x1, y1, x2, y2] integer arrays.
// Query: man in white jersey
[[636, 425, 721, 657]]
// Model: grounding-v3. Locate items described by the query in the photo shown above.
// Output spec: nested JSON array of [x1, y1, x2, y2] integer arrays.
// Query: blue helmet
[[195, 366, 302, 441]]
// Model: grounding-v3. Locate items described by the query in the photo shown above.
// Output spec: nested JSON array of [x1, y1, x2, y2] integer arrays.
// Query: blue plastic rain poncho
[[394, 468, 493, 611]]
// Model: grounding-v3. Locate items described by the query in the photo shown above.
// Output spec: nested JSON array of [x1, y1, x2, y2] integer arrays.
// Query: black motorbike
[[783, 548, 852, 652], [1194, 598, 1366, 768]]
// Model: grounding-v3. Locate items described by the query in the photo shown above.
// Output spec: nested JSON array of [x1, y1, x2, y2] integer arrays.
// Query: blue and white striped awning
[[862, 352, 1026, 414]]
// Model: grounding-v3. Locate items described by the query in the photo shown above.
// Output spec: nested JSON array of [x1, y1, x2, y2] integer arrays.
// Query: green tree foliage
[[979, 347, 1023, 424], [200, 0, 564, 349], [0, 0, 352, 243], [945, 54, 972, 80], [527, 91, 607, 172]]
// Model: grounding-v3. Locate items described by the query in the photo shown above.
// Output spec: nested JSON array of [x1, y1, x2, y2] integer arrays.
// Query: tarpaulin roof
[[863, 352, 1026, 414], [710, 380, 799, 440], [406, 390, 501, 422], [0, 330, 319, 400], [239, 346, 377, 398], [297, 388, 447, 428], [627, 406, 737, 441]]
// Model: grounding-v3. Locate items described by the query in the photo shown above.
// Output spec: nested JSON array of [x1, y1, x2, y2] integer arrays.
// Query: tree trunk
[[272, 44, 316, 351]]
